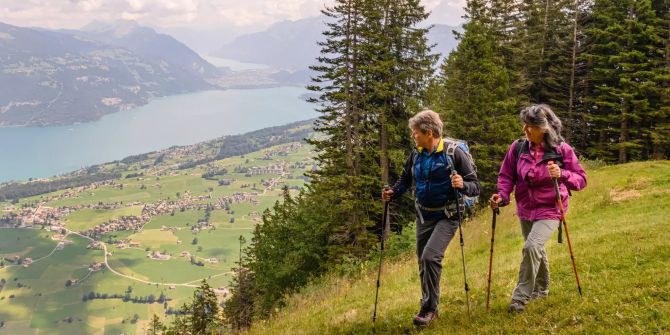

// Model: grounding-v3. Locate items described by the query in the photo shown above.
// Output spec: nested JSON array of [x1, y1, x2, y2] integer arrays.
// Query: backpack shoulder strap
[[442, 139, 457, 174], [410, 149, 418, 177], [514, 138, 526, 162], [444, 138, 459, 156], [511, 139, 526, 182], [442, 149, 455, 174]]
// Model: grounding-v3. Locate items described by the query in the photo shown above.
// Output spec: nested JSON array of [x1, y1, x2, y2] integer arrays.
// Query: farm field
[[0, 125, 315, 334]]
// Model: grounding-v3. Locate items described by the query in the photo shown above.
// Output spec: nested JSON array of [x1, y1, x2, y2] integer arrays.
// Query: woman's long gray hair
[[520, 104, 565, 148]]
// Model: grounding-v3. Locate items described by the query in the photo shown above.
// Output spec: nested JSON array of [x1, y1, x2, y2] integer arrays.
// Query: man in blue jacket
[[382, 110, 480, 326]]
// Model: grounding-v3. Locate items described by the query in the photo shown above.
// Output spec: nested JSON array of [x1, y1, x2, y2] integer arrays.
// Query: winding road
[[1, 226, 231, 289]]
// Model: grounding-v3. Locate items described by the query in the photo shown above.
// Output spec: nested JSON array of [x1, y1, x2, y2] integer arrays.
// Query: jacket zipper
[[426, 154, 432, 195]]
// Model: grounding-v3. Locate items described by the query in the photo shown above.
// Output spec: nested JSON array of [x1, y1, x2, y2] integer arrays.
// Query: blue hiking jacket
[[391, 139, 481, 220]]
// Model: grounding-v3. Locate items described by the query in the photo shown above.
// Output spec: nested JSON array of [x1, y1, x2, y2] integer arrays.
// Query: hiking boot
[[413, 308, 438, 327], [530, 292, 548, 300], [508, 300, 526, 313]]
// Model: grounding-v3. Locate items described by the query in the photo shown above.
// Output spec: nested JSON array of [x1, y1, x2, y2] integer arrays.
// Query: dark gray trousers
[[415, 216, 459, 311]]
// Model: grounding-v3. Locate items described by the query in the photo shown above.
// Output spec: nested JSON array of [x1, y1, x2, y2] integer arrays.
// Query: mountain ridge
[[0, 21, 217, 127], [212, 16, 461, 70]]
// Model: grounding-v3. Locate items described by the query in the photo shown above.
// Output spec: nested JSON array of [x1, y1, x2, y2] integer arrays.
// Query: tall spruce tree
[[190, 280, 222, 334], [650, 0, 670, 159], [537, 0, 593, 153], [223, 261, 256, 330], [308, 0, 435, 259], [358, 0, 438, 235], [518, 0, 555, 101], [223, 0, 436, 328], [307, 0, 376, 260], [584, 0, 666, 162], [487, 0, 530, 101], [249, 188, 329, 313], [147, 314, 164, 335], [433, 0, 520, 195]]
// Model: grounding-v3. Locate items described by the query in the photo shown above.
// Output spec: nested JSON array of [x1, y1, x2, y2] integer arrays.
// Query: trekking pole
[[451, 171, 471, 318], [373, 186, 390, 323], [549, 162, 583, 297], [486, 207, 499, 310]]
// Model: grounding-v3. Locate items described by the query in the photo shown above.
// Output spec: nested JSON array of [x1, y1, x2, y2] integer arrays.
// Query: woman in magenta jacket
[[490, 104, 587, 313]]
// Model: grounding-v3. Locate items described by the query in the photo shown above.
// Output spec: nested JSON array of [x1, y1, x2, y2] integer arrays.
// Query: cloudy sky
[[0, 0, 466, 31]]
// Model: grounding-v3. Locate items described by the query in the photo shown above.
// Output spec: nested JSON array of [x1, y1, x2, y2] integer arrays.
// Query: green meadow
[[65, 206, 143, 232], [0, 140, 315, 334]]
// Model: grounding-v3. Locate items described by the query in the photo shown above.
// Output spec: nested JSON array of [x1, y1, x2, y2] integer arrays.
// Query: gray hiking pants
[[416, 216, 459, 311], [511, 219, 559, 304]]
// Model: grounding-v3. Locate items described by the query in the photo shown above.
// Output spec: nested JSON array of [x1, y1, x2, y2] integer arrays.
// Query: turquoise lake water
[[0, 86, 315, 182]]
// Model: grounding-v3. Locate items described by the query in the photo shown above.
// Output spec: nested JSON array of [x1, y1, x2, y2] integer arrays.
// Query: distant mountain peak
[[81, 19, 149, 38], [0, 22, 216, 127]]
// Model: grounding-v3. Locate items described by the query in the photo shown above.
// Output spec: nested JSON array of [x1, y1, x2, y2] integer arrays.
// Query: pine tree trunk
[[351, 2, 361, 179], [344, 1, 356, 177], [343, 0, 360, 232], [380, 0, 392, 241], [598, 128, 606, 158], [579, 56, 592, 154], [537, 0, 551, 94], [380, 0, 391, 187], [566, 0, 579, 143], [655, 3, 670, 159], [619, 100, 628, 163]]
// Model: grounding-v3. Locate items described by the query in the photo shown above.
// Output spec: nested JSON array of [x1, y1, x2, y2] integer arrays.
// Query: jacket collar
[[417, 138, 444, 154], [520, 139, 563, 164]]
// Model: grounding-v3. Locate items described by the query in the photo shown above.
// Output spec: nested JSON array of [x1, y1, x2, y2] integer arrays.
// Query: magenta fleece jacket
[[497, 140, 587, 221]]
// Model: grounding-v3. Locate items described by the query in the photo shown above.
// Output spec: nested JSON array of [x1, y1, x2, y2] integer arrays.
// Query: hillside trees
[[221, 0, 668, 331], [583, 0, 668, 162], [432, 0, 668, 184], [304, 0, 435, 261], [223, 0, 436, 329], [222, 261, 256, 330], [162, 280, 222, 334], [430, 0, 520, 195]]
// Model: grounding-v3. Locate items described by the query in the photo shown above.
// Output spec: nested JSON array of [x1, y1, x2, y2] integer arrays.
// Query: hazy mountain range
[[0, 20, 227, 127], [0, 17, 460, 127], [212, 16, 461, 71]]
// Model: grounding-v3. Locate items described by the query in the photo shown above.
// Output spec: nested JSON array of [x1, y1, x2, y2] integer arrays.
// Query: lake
[[0, 86, 315, 183]]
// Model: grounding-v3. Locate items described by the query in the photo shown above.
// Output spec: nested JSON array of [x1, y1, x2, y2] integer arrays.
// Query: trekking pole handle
[[382, 184, 391, 203], [450, 170, 459, 191], [548, 161, 565, 244], [548, 161, 561, 201]]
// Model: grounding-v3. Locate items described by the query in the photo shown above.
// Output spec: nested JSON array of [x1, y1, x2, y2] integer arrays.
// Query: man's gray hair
[[408, 110, 443, 138], [520, 104, 565, 148]]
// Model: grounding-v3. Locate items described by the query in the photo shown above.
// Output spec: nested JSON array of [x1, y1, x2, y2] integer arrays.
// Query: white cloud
[[426, 0, 466, 26], [73, 0, 103, 11], [0, 0, 465, 31]]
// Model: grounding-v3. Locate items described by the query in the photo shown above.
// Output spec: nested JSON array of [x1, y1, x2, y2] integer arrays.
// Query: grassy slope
[[246, 161, 670, 335]]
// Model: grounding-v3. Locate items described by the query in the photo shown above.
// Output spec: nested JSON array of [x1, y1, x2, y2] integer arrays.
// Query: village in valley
[[0, 126, 315, 334]]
